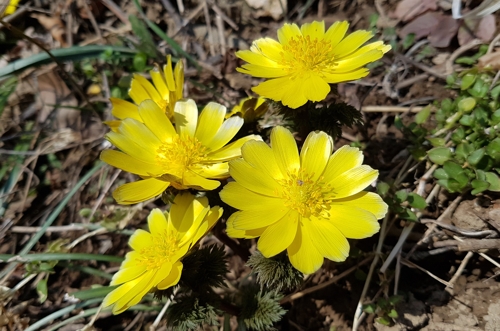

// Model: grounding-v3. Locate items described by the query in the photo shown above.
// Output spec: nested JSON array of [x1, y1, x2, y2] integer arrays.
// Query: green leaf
[[457, 97, 476, 112], [0, 77, 17, 117], [471, 179, 489, 195], [491, 85, 500, 100], [461, 73, 476, 90], [400, 209, 418, 222], [487, 138, 500, 161], [363, 304, 376, 314], [491, 109, 500, 125], [37, 278, 48, 303], [72, 286, 116, 300], [395, 190, 408, 203], [467, 148, 485, 166], [456, 142, 473, 161], [407, 193, 427, 209], [459, 114, 474, 126], [434, 168, 448, 180], [427, 137, 446, 147], [376, 316, 392, 326], [428, 147, 452, 165], [415, 105, 431, 124], [485, 172, 500, 191], [133, 52, 148, 72], [377, 182, 390, 197], [387, 309, 399, 318]]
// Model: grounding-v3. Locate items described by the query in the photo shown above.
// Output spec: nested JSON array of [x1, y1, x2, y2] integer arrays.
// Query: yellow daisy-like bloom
[[101, 98, 261, 204], [236, 20, 391, 109], [107, 55, 184, 130], [220, 126, 388, 274], [225, 97, 269, 122], [2, 0, 19, 16], [103, 192, 223, 314]]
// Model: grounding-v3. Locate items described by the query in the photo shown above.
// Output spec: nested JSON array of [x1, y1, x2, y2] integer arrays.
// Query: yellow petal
[[100, 150, 164, 176], [150, 66, 169, 99], [329, 165, 378, 199], [322, 145, 364, 182], [323, 68, 369, 84], [164, 55, 177, 92], [207, 135, 262, 162], [204, 116, 244, 152], [174, 59, 184, 100], [258, 210, 298, 257], [105, 131, 157, 164], [138, 99, 176, 142], [332, 191, 388, 219], [237, 64, 287, 78], [195, 102, 226, 145], [169, 192, 196, 233], [128, 228, 153, 251], [300, 20, 325, 39], [147, 208, 169, 236], [110, 98, 142, 121], [334, 49, 384, 73], [174, 99, 198, 138], [113, 178, 170, 204], [183, 170, 220, 190], [177, 196, 210, 241], [229, 159, 281, 197], [300, 131, 332, 181], [191, 206, 223, 245], [279, 76, 311, 109], [307, 217, 349, 262], [110, 266, 147, 286], [301, 74, 331, 103], [103, 275, 143, 309], [231, 207, 288, 230], [329, 204, 380, 239], [287, 222, 324, 274], [240, 139, 283, 180], [251, 77, 289, 105], [130, 74, 162, 103], [270, 126, 300, 177], [334, 30, 373, 59], [196, 163, 229, 179], [226, 213, 266, 238], [157, 261, 183, 289], [220, 182, 283, 211], [117, 118, 161, 151], [324, 21, 349, 49], [236, 48, 281, 68], [277, 23, 301, 45]]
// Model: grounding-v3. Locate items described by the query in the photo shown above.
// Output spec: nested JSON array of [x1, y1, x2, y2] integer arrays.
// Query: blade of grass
[[132, 0, 200, 70], [70, 286, 116, 301], [63, 263, 113, 280], [0, 253, 123, 263], [0, 45, 137, 78], [0, 161, 105, 279]]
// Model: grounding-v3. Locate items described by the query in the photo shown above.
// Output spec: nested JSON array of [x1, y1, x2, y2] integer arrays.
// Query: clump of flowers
[[220, 126, 387, 274], [106, 55, 184, 130], [103, 192, 223, 314], [236, 20, 391, 108], [100, 99, 261, 204]]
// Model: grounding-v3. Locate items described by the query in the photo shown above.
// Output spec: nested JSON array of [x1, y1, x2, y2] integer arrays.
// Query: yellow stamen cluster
[[281, 36, 334, 76], [156, 136, 209, 173], [138, 231, 178, 270]]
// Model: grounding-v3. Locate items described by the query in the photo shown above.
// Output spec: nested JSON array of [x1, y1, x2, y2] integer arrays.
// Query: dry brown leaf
[[458, 14, 497, 46], [245, 0, 286, 20], [391, 0, 438, 22], [400, 12, 459, 47], [31, 14, 67, 47], [36, 70, 79, 131], [478, 51, 500, 70]]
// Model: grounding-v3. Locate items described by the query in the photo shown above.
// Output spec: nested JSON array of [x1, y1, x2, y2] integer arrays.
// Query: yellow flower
[[107, 55, 184, 130], [220, 126, 387, 274], [2, 0, 19, 16], [236, 20, 391, 109], [101, 99, 261, 204], [103, 192, 223, 314], [225, 97, 269, 122]]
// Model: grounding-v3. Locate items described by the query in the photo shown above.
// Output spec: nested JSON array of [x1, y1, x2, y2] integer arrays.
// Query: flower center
[[279, 170, 331, 219], [156, 136, 209, 176], [138, 231, 178, 270], [280, 35, 335, 76]]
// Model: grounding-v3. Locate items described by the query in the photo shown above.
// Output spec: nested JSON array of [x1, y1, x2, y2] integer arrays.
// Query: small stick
[[362, 105, 424, 113], [447, 251, 473, 290], [400, 258, 452, 287]]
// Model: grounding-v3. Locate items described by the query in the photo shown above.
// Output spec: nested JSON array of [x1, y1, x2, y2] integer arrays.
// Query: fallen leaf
[[245, 0, 286, 20], [400, 12, 459, 47], [476, 14, 497, 42], [391, 0, 438, 22], [478, 51, 500, 70], [458, 14, 496, 45], [31, 14, 67, 47]]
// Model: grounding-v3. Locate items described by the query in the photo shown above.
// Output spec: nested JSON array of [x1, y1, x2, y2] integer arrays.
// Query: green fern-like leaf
[[167, 296, 220, 331], [247, 251, 303, 292], [239, 287, 286, 331]]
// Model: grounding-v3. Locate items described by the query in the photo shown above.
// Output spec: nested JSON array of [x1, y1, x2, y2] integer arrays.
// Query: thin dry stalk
[[400, 258, 452, 287], [447, 251, 474, 290]]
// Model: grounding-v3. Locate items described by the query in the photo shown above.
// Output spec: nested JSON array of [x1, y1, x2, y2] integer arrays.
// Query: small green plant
[[397, 68, 500, 195], [363, 295, 402, 326]]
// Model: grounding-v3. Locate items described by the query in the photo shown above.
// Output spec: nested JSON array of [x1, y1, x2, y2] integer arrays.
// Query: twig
[[99, 0, 129, 24], [280, 256, 372, 304], [400, 258, 452, 287], [420, 218, 497, 238], [150, 288, 178, 330], [362, 105, 424, 113], [447, 251, 473, 290], [203, 0, 215, 56], [487, 32, 500, 54], [82, 0, 103, 44], [445, 39, 483, 75]]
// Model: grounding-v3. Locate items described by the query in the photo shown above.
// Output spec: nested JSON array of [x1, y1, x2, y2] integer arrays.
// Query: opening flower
[[225, 97, 269, 122], [103, 192, 223, 314], [236, 20, 391, 109], [2, 0, 20, 16], [220, 126, 387, 274], [106, 55, 184, 130], [101, 98, 261, 204]]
